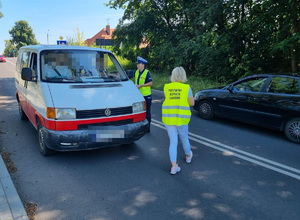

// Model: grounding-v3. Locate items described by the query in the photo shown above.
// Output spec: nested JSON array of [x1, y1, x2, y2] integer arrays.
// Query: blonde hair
[[170, 66, 187, 83]]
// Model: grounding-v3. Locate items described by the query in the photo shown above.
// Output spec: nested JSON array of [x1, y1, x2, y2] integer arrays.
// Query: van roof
[[19, 45, 112, 53]]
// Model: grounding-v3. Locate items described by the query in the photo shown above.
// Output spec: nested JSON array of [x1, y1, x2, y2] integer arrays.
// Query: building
[[85, 24, 115, 47]]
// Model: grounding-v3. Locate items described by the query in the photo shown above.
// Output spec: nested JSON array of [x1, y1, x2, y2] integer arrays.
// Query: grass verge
[[151, 70, 223, 94]]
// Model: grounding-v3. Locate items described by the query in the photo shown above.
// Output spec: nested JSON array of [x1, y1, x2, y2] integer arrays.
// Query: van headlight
[[47, 108, 76, 119], [132, 101, 145, 113]]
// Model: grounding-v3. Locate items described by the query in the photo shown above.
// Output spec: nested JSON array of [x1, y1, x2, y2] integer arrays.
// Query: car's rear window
[[267, 77, 299, 94]]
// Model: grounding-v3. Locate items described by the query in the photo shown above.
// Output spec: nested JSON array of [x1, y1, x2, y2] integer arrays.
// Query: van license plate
[[89, 130, 125, 142]]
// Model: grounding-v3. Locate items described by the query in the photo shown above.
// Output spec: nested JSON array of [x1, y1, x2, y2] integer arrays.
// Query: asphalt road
[[0, 57, 300, 220]]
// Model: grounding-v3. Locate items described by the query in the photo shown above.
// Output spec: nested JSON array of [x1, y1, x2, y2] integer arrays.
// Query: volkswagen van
[[15, 45, 148, 155]]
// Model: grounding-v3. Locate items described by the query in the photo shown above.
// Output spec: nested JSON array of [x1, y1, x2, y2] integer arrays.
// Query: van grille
[[76, 106, 133, 119], [78, 119, 133, 129]]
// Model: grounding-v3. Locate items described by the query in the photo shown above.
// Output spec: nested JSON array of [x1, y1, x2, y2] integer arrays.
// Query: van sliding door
[[25, 52, 38, 125]]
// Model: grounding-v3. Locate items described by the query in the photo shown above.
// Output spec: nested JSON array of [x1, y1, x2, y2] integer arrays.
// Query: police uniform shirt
[[137, 69, 152, 97]]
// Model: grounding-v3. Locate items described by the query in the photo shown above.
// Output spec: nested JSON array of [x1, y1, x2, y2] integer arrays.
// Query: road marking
[[6, 59, 16, 66], [152, 119, 300, 180]]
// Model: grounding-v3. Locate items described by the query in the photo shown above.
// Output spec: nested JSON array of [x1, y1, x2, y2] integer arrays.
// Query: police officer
[[135, 56, 153, 132]]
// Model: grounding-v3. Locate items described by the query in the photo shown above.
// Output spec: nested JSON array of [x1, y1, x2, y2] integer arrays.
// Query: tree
[[66, 26, 87, 46], [9, 20, 38, 49], [3, 40, 17, 57], [0, 1, 3, 19], [265, 0, 300, 73], [108, 0, 185, 71], [108, 0, 300, 82]]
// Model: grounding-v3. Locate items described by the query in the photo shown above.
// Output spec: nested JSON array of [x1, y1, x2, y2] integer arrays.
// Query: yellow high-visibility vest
[[162, 82, 191, 126], [135, 69, 151, 96]]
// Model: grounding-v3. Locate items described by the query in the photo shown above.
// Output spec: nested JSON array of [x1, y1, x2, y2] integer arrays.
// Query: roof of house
[[85, 25, 115, 46]]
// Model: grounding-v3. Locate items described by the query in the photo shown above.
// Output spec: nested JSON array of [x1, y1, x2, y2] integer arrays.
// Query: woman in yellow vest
[[135, 56, 153, 132], [162, 67, 194, 175]]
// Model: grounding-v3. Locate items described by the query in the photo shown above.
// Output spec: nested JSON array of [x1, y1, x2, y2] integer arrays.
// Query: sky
[[0, 0, 124, 53]]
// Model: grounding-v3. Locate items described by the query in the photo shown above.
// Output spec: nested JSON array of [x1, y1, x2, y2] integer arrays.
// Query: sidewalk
[[0, 155, 28, 220]]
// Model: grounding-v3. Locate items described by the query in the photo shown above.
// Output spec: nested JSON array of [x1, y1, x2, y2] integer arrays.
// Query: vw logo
[[104, 108, 111, 116]]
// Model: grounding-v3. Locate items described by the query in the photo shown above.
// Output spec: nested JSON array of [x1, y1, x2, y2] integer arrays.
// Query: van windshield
[[40, 50, 128, 83]]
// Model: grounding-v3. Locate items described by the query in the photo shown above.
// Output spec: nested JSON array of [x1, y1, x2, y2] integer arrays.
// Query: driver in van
[[44, 53, 73, 78], [89, 54, 107, 77]]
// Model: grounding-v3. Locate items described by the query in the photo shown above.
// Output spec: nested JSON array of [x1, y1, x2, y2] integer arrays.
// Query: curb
[[0, 156, 28, 220]]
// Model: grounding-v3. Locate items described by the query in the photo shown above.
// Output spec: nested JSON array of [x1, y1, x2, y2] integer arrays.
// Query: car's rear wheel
[[284, 118, 300, 143], [197, 100, 214, 120], [37, 120, 55, 156], [18, 101, 28, 120]]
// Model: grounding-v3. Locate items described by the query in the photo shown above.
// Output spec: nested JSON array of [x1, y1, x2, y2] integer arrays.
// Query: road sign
[[96, 39, 114, 46], [57, 40, 67, 45]]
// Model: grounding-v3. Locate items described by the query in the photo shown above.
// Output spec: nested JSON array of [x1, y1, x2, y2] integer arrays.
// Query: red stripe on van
[[17, 91, 146, 131], [17, 91, 57, 130], [54, 112, 146, 130]]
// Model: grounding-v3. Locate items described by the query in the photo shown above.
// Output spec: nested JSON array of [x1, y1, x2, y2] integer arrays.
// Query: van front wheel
[[37, 122, 55, 156], [18, 102, 28, 120]]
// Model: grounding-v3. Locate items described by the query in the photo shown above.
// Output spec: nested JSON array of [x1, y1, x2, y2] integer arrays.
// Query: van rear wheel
[[37, 121, 55, 156], [284, 118, 300, 143]]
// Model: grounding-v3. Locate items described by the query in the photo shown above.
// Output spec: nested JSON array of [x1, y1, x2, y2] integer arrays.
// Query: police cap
[[136, 56, 148, 64]]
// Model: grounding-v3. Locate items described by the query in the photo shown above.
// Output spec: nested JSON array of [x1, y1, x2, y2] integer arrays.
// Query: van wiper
[[64, 78, 83, 82], [47, 78, 83, 83], [82, 76, 106, 79], [103, 78, 121, 82]]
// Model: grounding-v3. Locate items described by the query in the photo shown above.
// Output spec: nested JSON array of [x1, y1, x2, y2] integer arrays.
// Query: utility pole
[[47, 29, 49, 44]]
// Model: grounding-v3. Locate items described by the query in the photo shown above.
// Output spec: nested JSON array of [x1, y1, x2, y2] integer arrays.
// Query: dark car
[[193, 74, 300, 143], [0, 55, 6, 62]]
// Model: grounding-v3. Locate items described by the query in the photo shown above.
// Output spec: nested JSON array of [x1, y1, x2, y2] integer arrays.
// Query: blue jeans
[[165, 124, 191, 163]]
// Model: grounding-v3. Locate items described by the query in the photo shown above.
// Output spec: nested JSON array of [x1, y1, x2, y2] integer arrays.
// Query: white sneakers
[[170, 151, 193, 175], [170, 165, 181, 175], [186, 151, 193, 164]]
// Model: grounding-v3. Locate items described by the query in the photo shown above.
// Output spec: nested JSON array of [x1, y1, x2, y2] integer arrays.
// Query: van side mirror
[[126, 70, 134, 79], [21, 68, 36, 82]]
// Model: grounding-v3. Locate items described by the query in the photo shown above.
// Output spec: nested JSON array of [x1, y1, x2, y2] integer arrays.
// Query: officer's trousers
[[144, 95, 152, 125]]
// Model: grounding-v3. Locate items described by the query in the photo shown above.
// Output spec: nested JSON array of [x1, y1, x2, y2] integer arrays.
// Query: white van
[[15, 45, 148, 156]]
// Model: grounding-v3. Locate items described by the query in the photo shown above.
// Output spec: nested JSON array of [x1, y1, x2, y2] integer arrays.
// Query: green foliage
[[116, 56, 222, 91], [0, 2, 3, 19], [150, 70, 223, 92], [66, 27, 87, 46], [9, 20, 38, 49], [3, 40, 17, 57], [116, 55, 136, 70], [107, 0, 300, 83]]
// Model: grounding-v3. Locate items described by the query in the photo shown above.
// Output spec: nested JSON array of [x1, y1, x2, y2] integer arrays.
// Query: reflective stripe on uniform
[[162, 114, 191, 119], [162, 106, 191, 110], [162, 82, 191, 126], [135, 69, 151, 96]]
